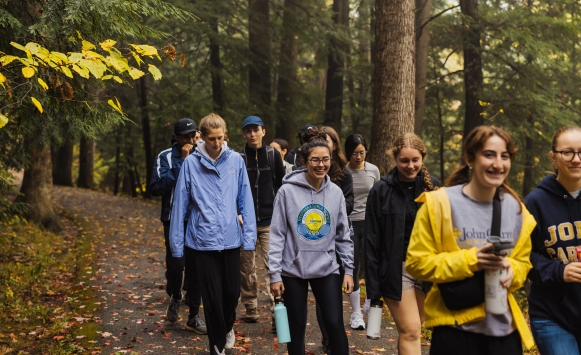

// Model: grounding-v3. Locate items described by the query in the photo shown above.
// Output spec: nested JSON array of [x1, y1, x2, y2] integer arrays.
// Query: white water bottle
[[366, 299, 383, 339], [484, 261, 508, 315]]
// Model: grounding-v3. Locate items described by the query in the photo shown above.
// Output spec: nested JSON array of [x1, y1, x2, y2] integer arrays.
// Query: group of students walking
[[149, 112, 581, 355]]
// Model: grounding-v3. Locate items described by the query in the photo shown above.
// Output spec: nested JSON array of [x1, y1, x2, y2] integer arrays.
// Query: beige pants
[[240, 224, 274, 310]]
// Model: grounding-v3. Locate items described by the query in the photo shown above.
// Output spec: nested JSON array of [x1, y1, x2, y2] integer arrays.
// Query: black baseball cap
[[174, 118, 197, 135], [298, 124, 315, 140]]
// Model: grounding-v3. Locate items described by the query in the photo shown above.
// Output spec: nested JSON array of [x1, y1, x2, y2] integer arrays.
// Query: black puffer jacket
[[364, 167, 441, 301]]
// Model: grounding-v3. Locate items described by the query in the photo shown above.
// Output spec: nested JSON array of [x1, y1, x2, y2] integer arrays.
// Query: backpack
[[239, 145, 279, 195]]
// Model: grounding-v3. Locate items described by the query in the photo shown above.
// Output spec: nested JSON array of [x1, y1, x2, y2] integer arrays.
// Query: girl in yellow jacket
[[405, 126, 536, 355]]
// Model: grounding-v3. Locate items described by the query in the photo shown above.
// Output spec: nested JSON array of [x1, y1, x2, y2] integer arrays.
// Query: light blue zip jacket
[[169, 141, 257, 256]]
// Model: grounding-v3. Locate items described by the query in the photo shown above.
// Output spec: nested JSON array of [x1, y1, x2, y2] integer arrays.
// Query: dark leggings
[[282, 274, 349, 355], [351, 220, 365, 292], [430, 326, 522, 355]]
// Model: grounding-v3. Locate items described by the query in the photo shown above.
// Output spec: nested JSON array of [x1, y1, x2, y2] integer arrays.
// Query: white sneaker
[[225, 329, 235, 349], [350, 312, 366, 330]]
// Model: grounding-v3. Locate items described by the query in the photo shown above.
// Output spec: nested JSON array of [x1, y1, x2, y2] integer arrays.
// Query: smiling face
[[468, 135, 511, 190], [304, 146, 331, 187], [396, 147, 423, 182], [551, 130, 581, 183]]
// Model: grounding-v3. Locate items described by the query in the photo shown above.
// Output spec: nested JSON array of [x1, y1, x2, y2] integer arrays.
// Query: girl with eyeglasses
[[344, 134, 380, 329], [269, 128, 354, 355], [525, 126, 581, 355]]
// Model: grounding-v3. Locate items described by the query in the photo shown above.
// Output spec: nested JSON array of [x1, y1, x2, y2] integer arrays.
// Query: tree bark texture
[[77, 136, 95, 189], [17, 143, 62, 232], [369, 0, 416, 175], [51, 143, 73, 186], [324, 0, 349, 133], [210, 14, 224, 113], [414, 0, 432, 136], [276, 0, 300, 143], [522, 118, 536, 198], [248, 0, 273, 140], [138, 77, 153, 199], [461, 0, 484, 139]]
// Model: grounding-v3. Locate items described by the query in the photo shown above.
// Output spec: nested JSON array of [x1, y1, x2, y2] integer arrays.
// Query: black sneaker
[[243, 308, 259, 323], [185, 314, 207, 334], [166, 297, 181, 323]]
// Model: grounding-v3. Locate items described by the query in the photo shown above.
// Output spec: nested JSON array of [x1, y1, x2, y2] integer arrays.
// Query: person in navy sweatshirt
[[149, 118, 206, 333], [525, 126, 581, 355]]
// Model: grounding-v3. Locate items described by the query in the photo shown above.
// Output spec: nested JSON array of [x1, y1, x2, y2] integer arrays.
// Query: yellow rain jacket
[[405, 187, 536, 350]]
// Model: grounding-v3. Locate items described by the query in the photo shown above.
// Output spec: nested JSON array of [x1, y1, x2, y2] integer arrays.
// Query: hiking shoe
[[225, 329, 235, 349], [322, 338, 331, 354], [350, 312, 366, 330], [166, 298, 181, 323], [185, 314, 207, 334], [243, 308, 259, 323]]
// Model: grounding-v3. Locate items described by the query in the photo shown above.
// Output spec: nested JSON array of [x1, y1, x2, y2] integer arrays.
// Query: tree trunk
[[113, 145, 121, 195], [248, 0, 273, 140], [414, 0, 432, 136], [369, 0, 415, 175], [275, 0, 300, 143], [461, 0, 484, 139], [209, 14, 224, 113], [323, 0, 349, 132], [77, 136, 94, 189], [522, 118, 536, 197], [138, 77, 153, 199], [17, 142, 62, 232], [52, 143, 73, 186]]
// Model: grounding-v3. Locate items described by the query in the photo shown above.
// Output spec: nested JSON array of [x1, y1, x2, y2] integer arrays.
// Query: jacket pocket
[[293, 251, 336, 279]]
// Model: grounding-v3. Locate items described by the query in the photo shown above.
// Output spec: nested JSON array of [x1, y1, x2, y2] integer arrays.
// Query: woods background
[[2, 0, 580, 230]]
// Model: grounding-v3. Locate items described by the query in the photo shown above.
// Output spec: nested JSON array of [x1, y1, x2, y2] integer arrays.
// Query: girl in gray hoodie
[[269, 130, 355, 355]]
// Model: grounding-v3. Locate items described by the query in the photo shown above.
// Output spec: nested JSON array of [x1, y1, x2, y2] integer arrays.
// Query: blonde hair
[[391, 133, 436, 191], [199, 113, 227, 137]]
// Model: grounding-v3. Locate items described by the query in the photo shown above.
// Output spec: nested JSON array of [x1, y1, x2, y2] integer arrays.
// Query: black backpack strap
[[491, 189, 502, 236], [239, 149, 248, 166], [265, 145, 278, 194]]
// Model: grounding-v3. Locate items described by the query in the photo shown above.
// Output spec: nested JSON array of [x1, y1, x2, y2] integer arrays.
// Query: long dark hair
[[345, 134, 367, 160], [446, 125, 521, 206], [319, 126, 347, 182]]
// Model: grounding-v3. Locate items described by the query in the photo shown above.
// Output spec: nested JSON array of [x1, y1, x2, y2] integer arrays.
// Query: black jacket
[[286, 148, 304, 169], [525, 174, 581, 333], [243, 143, 286, 223], [364, 167, 441, 301], [149, 143, 187, 222], [333, 168, 354, 216]]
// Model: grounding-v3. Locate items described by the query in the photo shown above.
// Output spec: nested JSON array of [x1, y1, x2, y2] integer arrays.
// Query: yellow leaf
[[68, 52, 83, 63], [128, 67, 145, 80], [79, 59, 107, 79], [104, 53, 130, 73], [10, 41, 26, 52], [83, 40, 95, 51], [22, 67, 35, 78], [0, 113, 8, 128], [60, 66, 73, 78], [0, 55, 18, 66], [49, 52, 69, 65], [115, 97, 122, 111], [148, 64, 162, 81], [130, 44, 160, 59], [499, 108, 504, 113], [102, 75, 113, 80], [100, 39, 117, 51], [0, 72, 5, 84], [76, 30, 83, 39], [31, 97, 43, 113], [112, 76, 123, 83], [37, 78, 48, 90], [130, 50, 143, 67], [108, 98, 123, 115], [72, 64, 89, 79], [83, 50, 104, 60]]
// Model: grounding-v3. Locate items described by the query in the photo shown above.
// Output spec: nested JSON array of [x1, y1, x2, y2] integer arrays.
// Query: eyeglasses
[[554, 150, 581, 162], [308, 157, 332, 166], [351, 151, 367, 157]]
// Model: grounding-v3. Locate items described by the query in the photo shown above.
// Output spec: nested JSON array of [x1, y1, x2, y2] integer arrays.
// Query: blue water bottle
[[274, 297, 291, 343]]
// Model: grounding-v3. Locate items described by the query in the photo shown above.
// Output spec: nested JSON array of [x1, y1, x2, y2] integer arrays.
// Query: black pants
[[316, 257, 345, 342], [192, 247, 240, 355], [351, 220, 366, 291], [430, 326, 522, 355], [163, 222, 201, 315], [283, 274, 349, 355]]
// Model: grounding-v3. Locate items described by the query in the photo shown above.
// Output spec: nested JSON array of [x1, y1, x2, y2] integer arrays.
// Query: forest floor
[[5, 186, 430, 355]]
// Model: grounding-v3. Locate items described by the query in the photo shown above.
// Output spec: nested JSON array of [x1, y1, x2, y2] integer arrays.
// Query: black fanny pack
[[438, 189, 502, 311]]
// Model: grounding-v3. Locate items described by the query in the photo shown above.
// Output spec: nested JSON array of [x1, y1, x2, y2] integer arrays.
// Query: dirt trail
[[54, 186, 424, 355]]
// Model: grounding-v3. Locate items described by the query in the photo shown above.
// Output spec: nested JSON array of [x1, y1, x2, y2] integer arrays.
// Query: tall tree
[[77, 136, 95, 189], [138, 76, 153, 199], [248, 0, 273, 140], [323, 0, 349, 132], [209, 7, 224, 114], [460, 0, 484, 139], [369, 0, 415, 174], [414, 0, 432, 136], [52, 144, 73, 187], [276, 0, 300, 143]]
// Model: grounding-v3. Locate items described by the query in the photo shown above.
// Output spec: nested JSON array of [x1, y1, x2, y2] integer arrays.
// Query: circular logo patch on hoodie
[[296, 204, 331, 243]]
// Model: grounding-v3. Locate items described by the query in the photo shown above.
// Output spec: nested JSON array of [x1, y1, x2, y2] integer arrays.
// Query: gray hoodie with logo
[[268, 169, 354, 283]]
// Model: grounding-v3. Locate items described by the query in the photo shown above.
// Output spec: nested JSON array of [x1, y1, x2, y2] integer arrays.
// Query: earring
[[468, 166, 472, 169]]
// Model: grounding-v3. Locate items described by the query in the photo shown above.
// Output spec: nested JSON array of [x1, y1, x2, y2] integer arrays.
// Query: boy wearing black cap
[[239, 116, 286, 326], [149, 118, 206, 333]]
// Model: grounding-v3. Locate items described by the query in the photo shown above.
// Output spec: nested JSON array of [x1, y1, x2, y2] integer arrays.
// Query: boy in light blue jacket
[[169, 113, 256, 355]]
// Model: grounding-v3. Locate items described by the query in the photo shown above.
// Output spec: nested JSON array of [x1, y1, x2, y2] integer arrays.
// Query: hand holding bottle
[[271, 281, 285, 297]]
